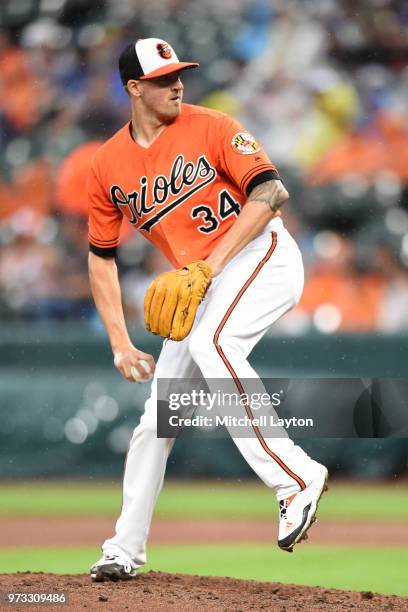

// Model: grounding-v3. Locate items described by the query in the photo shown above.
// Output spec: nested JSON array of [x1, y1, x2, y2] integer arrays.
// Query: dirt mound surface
[[0, 572, 406, 612]]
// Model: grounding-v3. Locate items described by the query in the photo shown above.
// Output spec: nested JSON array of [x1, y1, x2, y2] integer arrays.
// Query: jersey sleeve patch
[[231, 132, 262, 155]]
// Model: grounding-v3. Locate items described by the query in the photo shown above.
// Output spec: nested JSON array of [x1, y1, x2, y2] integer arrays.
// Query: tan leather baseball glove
[[144, 261, 212, 341]]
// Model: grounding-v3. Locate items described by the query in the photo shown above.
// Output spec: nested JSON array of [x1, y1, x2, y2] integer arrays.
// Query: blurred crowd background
[[1, 0, 408, 334], [1, 0, 408, 479]]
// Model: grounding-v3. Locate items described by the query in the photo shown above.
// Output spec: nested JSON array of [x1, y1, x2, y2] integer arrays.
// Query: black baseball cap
[[119, 38, 199, 85]]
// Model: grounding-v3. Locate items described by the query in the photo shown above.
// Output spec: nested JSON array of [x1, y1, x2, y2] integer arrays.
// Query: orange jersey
[[88, 104, 279, 267]]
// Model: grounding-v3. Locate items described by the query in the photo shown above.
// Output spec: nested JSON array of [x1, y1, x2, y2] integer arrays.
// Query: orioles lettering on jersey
[[88, 104, 279, 267], [110, 154, 217, 233]]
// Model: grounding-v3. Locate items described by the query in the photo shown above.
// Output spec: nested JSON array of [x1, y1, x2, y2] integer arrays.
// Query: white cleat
[[277, 465, 328, 553], [90, 553, 137, 582]]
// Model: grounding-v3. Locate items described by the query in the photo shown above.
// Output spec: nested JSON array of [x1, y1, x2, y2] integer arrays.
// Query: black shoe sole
[[91, 563, 136, 582]]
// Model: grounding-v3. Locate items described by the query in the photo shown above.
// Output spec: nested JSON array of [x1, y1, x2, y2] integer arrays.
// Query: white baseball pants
[[103, 217, 321, 566]]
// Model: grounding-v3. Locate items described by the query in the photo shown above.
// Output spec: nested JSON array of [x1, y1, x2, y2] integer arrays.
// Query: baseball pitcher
[[88, 38, 328, 582]]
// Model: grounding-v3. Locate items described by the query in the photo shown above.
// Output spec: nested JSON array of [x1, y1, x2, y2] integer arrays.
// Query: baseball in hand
[[114, 353, 153, 383], [130, 360, 153, 383]]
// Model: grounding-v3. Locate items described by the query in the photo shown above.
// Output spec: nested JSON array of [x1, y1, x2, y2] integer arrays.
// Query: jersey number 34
[[191, 190, 241, 234]]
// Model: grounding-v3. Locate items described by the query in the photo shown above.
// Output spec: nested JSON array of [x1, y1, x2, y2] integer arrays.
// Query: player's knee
[[189, 328, 244, 370]]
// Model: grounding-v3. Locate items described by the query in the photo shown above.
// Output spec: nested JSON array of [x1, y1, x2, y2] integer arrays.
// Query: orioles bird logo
[[157, 43, 172, 59]]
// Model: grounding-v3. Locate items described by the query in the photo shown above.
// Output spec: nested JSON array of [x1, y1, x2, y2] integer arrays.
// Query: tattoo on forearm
[[247, 180, 287, 213]]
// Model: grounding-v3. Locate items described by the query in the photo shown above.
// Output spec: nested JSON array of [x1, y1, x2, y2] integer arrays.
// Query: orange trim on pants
[[213, 231, 306, 491]]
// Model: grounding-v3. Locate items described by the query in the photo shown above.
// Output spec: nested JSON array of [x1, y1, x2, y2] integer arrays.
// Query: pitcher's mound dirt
[[0, 572, 406, 612]]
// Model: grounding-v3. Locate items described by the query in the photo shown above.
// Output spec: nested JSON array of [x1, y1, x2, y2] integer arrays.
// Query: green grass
[[0, 545, 406, 597], [0, 481, 407, 520]]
